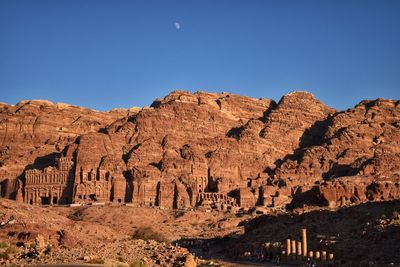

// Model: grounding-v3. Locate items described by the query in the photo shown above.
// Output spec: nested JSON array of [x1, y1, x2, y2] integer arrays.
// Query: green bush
[[0, 252, 9, 260], [132, 227, 169, 243]]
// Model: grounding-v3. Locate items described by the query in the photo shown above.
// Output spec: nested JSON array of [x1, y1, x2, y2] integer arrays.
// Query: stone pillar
[[286, 239, 291, 257], [34, 189, 38, 204], [301, 228, 307, 257], [308, 251, 314, 259], [329, 253, 334, 261], [341, 196, 346, 206], [24, 188, 29, 204], [297, 241, 302, 258], [322, 251, 327, 261], [315, 251, 320, 260], [291, 240, 296, 258]]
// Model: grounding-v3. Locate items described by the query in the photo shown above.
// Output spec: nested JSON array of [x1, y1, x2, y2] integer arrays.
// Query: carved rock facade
[[0, 91, 399, 209]]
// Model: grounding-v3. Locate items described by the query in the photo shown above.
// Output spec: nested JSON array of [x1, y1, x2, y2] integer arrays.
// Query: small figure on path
[[275, 255, 280, 266]]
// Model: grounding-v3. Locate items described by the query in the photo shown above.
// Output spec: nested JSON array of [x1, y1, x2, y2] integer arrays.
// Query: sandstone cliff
[[0, 91, 398, 210]]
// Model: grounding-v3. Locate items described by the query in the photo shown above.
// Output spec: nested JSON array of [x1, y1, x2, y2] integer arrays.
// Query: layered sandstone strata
[[0, 91, 398, 210]]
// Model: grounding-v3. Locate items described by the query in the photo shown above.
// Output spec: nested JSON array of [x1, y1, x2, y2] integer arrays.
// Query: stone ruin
[[283, 229, 335, 263], [20, 156, 248, 210], [25, 157, 74, 205], [196, 192, 239, 211], [239, 228, 335, 264], [1, 91, 399, 212], [17, 155, 400, 212]]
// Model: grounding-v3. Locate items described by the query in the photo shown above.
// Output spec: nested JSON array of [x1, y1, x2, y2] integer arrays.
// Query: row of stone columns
[[284, 229, 334, 262], [25, 187, 62, 205], [304, 250, 333, 261]]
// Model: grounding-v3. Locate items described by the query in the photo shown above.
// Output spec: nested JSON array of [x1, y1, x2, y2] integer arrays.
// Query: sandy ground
[[1, 199, 400, 266]]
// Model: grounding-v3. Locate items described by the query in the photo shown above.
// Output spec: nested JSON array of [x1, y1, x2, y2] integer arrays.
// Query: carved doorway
[[41, 196, 50, 205]]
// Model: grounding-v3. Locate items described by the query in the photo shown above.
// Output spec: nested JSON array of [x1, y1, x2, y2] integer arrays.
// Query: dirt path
[[210, 259, 293, 266]]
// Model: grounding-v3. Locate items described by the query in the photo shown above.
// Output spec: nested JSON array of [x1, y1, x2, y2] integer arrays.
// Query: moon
[[174, 22, 181, 30]]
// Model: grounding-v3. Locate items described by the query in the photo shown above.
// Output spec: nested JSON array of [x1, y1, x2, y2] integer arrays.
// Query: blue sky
[[0, 0, 399, 111]]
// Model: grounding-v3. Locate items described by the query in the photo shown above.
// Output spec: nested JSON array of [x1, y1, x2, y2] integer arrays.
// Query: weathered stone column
[[315, 251, 320, 260], [291, 240, 296, 257], [322, 251, 327, 261], [301, 228, 307, 257], [308, 250, 314, 259], [286, 239, 291, 257], [297, 241, 302, 258], [24, 188, 29, 204], [341, 196, 346, 206], [329, 253, 334, 261]]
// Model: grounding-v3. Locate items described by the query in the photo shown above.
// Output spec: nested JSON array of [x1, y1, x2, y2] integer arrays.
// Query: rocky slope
[[222, 200, 400, 266], [0, 91, 399, 210], [0, 100, 138, 178], [0, 199, 199, 266]]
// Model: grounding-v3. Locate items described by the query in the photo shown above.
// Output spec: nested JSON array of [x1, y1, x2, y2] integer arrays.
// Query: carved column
[[35, 189, 39, 204], [329, 253, 334, 261], [315, 251, 320, 260], [297, 241, 302, 258], [308, 250, 314, 259], [322, 251, 327, 261], [286, 239, 291, 257], [302, 228, 307, 257], [291, 240, 296, 258], [25, 188, 29, 204], [340, 196, 346, 206]]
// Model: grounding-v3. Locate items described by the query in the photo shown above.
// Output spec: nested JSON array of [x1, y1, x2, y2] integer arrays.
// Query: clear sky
[[0, 0, 399, 111]]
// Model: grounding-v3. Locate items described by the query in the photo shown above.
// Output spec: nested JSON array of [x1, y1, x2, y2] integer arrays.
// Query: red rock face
[[0, 100, 137, 202], [275, 99, 400, 184], [0, 100, 137, 178], [0, 91, 399, 209]]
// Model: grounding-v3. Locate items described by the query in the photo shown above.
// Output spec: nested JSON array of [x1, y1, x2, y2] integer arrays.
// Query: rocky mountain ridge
[[0, 91, 399, 210]]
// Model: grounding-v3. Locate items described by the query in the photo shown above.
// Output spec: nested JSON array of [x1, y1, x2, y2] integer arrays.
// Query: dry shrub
[[87, 258, 105, 264], [130, 260, 148, 267], [131, 227, 169, 243], [0, 252, 9, 260]]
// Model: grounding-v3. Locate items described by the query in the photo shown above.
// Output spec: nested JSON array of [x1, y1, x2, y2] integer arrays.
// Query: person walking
[[275, 255, 280, 266]]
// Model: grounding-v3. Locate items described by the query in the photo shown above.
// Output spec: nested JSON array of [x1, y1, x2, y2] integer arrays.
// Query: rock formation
[[0, 91, 399, 210]]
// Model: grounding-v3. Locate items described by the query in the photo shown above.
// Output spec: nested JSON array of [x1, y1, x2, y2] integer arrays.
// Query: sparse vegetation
[[391, 211, 399, 219], [174, 210, 185, 218], [0, 252, 9, 260], [87, 258, 105, 264], [129, 260, 148, 267], [366, 189, 376, 200], [5, 246, 18, 254], [131, 227, 169, 243]]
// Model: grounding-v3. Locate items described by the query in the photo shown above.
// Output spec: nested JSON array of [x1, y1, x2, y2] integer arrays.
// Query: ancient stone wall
[[24, 157, 74, 205]]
